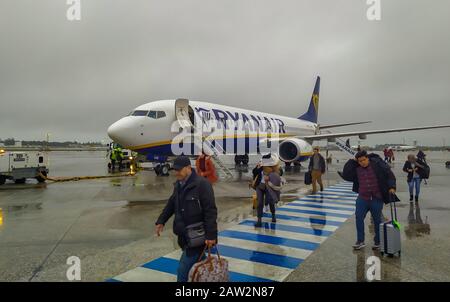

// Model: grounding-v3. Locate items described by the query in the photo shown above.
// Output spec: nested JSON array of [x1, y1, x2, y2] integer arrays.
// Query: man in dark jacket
[[155, 155, 218, 282], [308, 147, 326, 193], [342, 150, 397, 251]]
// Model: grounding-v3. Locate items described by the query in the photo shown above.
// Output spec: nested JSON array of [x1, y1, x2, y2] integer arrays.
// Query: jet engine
[[278, 138, 313, 162]]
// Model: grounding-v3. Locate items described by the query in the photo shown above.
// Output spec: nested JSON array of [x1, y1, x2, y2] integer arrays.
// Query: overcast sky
[[1, 0, 449, 146]]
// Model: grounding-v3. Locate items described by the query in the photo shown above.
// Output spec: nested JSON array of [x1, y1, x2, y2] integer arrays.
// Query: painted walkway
[[108, 181, 357, 282]]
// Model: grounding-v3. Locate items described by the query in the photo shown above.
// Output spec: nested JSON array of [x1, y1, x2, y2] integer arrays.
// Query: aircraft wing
[[319, 121, 372, 130], [303, 124, 450, 140]]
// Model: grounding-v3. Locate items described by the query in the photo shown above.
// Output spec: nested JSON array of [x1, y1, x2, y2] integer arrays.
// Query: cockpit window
[[147, 110, 166, 119], [132, 110, 149, 116]]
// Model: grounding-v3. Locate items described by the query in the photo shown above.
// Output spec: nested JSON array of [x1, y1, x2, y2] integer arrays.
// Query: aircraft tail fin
[[298, 76, 320, 123]]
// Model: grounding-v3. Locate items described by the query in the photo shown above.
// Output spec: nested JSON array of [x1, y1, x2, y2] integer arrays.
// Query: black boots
[[271, 214, 277, 223], [410, 194, 414, 201], [415, 195, 419, 202], [255, 218, 262, 227]]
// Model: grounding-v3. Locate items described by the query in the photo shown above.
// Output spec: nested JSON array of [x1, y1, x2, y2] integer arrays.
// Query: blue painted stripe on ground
[[276, 207, 351, 218], [209, 245, 303, 269], [303, 195, 356, 201], [305, 195, 356, 201], [239, 220, 333, 236], [142, 256, 274, 282], [317, 192, 357, 197], [325, 189, 356, 194], [263, 212, 343, 226], [287, 202, 354, 212], [219, 229, 320, 251]]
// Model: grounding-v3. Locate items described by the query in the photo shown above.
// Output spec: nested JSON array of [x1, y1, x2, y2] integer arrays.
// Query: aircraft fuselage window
[[157, 111, 166, 118], [132, 110, 149, 116], [148, 111, 157, 119]]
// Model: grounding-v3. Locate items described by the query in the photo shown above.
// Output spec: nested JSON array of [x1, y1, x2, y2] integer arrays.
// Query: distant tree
[[4, 138, 15, 146]]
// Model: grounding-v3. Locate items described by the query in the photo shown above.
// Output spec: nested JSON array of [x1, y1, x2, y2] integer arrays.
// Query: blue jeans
[[355, 197, 383, 245], [408, 177, 421, 196], [177, 248, 205, 282]]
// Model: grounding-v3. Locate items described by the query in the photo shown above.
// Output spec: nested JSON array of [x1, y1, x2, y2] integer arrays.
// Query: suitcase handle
[[388, 193, 401, 229]]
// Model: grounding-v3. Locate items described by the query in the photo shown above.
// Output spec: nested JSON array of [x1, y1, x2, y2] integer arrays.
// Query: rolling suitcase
[[379, 197, 401, 257], [304, 171, 312, 185]]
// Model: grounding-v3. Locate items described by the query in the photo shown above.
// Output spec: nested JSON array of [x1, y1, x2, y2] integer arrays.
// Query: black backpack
[[418, 160, 430, 179]]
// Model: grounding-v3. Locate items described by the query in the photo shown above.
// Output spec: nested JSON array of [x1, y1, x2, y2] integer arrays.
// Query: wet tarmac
[[0, 151, 449, 281]]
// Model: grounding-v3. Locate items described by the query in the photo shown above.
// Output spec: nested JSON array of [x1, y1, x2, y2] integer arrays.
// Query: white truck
[[0, 150, 49, 185]]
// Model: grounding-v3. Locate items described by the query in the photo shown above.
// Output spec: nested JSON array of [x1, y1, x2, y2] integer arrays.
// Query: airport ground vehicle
[[0, 150, 49, 185]]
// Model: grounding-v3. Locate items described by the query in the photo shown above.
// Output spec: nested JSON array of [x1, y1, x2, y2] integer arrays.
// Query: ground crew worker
[[110, 148, 117, 171], [155, 155, 218, 282], [114, 147, 123, 171], [196, 152, 218, 184], [308, 147, 326, 194]]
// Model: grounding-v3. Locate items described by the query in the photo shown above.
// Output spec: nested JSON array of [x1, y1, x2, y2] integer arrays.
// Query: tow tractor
[[0, 149, 49, 185]]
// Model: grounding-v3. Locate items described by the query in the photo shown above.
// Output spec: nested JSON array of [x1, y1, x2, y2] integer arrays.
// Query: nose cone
[[107, 118, 132, 147]]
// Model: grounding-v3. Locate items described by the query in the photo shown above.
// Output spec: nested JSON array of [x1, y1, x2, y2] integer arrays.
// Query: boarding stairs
[[333, 138, 357, 157], [202, 139, 234, 180]]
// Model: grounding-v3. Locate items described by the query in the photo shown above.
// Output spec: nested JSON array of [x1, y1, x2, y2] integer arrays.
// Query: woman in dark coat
[[403, 154, 426, 204]]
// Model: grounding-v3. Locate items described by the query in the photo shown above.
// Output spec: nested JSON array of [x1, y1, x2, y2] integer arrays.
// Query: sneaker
[[372, 244, 381, 251], [352, 241, 366, 250], [254, 220, 262, 228], [271, 215, 277, 223], [264, 205, 269, 212]]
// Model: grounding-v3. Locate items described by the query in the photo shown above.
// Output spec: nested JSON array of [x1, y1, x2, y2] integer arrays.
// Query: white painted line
[[298, 197, 356, 206], [283, 205, 354, 215], [248, 216, 339, 232], [113, 267, 176, 282], [289, 200, 355, 210], [273, 209, 348, 222]]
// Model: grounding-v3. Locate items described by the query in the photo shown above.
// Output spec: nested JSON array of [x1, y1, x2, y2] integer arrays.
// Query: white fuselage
[[107, 99, 317, 157]]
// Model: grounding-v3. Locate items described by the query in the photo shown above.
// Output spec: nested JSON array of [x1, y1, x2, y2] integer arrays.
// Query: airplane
[[388, 141, 418, 151], [107, 76, 450, 175]]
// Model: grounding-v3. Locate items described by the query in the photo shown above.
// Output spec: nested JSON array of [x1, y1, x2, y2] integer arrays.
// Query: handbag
[[188, 245, 229, 282], [185, 222, 206, 248]]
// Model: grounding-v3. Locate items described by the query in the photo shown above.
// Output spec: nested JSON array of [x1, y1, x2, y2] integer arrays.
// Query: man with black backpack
[[155, 155, 218, 282]]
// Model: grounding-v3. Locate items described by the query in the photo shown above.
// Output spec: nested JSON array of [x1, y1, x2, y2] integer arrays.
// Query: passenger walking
[[383, 148, 389, 162], [155, 155, 218, 282], [264, 157, 282, 218], [308, 147, 326, 194], [417, 150, 427, 163], [253, 154, 280, 227], [417, 150, 428, 184], [387, 148, 395, 163], [342, 150, 397, 251], [403, 154, 426, 204], [196, 152, 218, 184]]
